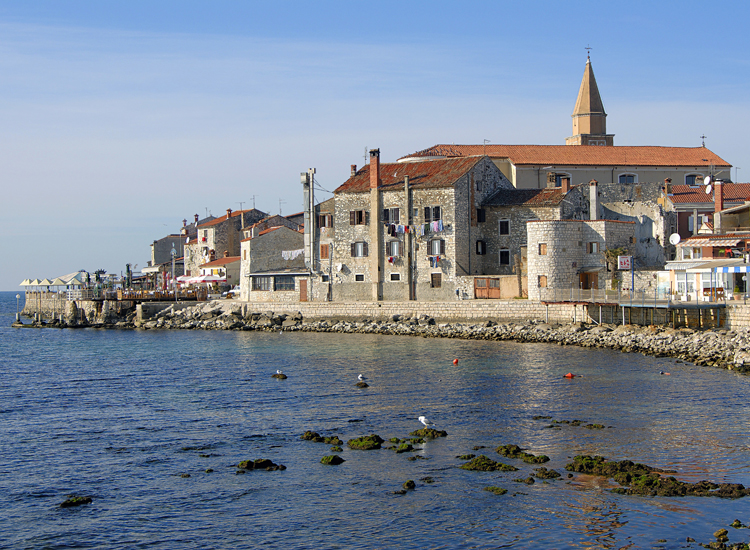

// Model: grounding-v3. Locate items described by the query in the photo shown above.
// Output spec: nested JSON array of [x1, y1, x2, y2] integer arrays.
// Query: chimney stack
[[194, 214, 199, 224], [224, 250, 229, 258], [183, 219, 187, 227], [351, 164, 357, 177], [589, 179, 598, 220], [663, 178, 672, 196], [369, 149, 380, 189], [561, 176, 571, 193], [714, 179, 724, 213], [227, 208, 232, 219]]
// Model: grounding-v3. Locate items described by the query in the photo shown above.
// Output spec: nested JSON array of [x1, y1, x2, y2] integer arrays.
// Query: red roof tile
[[335, 156, 485, 194], [198, 210, 252, 228], [668, 183, 750, 204], [400, 144, 731, 168], [199, 256, 241, 267]]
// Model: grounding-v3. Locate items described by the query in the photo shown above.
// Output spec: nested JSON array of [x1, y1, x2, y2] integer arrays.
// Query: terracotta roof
[[482, 186, 572, 207], [198, 209, 254, 228], [258, 226, 283, 236], [335, 156, 485, 194], [668, 183, 750, 204], [399, 145, 731, 168], [199, 256, 241, 268]]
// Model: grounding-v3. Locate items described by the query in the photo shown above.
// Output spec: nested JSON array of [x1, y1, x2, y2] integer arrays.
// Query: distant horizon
[[2, 1, 749, 291]]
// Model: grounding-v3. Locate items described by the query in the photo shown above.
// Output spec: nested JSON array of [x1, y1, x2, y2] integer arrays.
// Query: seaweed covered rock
[[496, 444, 550, 464], [403, 480, 415, 490], [320, 455, 346, 466], [355, 381, 369, 388], [459, 455, 518, 472], [347, 434, 384, 450], [271, 373, 287, 379], [237, 458, 286, 471], [533, 467, 561, 479], [60, 495, 92, 508], [483, 486, 508, 495], [409, 427, 448, 438], [301, 431, 325, 442], [394, 443, 414, 454], [567, 455, 749, 498]]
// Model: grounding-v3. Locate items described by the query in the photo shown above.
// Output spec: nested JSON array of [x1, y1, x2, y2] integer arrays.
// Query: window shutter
[[433, 206, 441, 221], [477, 208, 486, 223], [350, 211, 355, 225], [363, 241, 368, 256], [440, 239, 445, 255], [383, 209, 389, 223], [394, 208, 400, 224], [365, 211, 370, 225], [424, 206, 430, 222], [351, 243, 355, 257]]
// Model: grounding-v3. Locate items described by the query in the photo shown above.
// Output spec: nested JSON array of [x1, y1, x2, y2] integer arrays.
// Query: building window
[[252, 276, 271, 291], [274, 276, 295, 291], [382, 208, 400, 224], [320, 243, 330, 259], [539, 243, 547, 255], [499, 249, 510, 265], [430, 273, 442, 288], [476, 208, 486, 223], [553, 173, 571, 187], [539, 275, 548, 288], [349, 210, 369, 225], [618, 173, 637, 184], [351, 241, 368, 257], [390, 273, 400, 281], [355, 274, 365, 282], [685, 174, 704, 186], [588, 242, 599, 254], [243, 250, 247, 260], [318, 214, 333, 228], [424, 206, 442, 223], [429, 239, 445, 255], [387, 240, 402, 256], [321, 274, 329, 282], [499, 219, 510, 235], [476, 240, 487, 255]]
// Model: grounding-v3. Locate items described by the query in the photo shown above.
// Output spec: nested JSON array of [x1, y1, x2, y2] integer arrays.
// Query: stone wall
[[527, 219, 635, 300]]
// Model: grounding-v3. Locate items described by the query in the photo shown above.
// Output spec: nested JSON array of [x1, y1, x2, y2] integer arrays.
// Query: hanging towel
[[282, 249, 304, 261], [432, 221, 438, 232], [438, 220, 443, 232], [397, 224, 404, 234]]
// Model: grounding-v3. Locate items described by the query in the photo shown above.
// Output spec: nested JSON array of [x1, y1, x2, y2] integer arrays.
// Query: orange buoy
[[453, 359, 459, 365], [564, 373, 575, 378]]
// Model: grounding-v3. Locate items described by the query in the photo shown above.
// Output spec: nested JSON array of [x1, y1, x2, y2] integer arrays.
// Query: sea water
[[1, 291, 749, 549]]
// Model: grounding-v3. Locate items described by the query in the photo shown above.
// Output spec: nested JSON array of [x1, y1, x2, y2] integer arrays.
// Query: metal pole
[[16, 294, 20, 322]]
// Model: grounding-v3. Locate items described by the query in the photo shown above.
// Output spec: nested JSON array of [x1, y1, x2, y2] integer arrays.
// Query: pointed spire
[[566, 55, 612, 146]]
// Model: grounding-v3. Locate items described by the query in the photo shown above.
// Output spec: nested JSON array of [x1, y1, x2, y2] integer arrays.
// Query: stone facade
[[332, 155, 513, 302], [527, 219, 635, 300]]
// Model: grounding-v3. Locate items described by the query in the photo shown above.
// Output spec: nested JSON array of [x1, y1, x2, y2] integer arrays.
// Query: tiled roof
[[335, 156, 484, 194], [198, 209, 252, 228], [482, 186, 572, 207], [199, 256, 241, 267], [399, 145, 731, 168], [667, 183, 750, 204]]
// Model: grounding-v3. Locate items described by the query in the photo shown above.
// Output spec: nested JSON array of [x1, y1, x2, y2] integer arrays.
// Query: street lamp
[[171, 243, 177, 302], [15, 293, 20, 322]]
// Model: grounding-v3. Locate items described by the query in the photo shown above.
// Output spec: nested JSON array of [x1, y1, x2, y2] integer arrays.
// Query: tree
[[603, 247, 628, 290]]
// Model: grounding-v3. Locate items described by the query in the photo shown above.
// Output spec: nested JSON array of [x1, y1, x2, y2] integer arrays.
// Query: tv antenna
[[279, 199, 286, 215], [700, 134, 707, 147], [251, 195, 257, 209], [237, 201, 244, 211], [364, 146, 368, 165]]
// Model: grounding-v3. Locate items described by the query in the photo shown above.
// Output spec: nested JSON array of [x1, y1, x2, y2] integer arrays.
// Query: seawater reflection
[[1, 292, 749, 549]]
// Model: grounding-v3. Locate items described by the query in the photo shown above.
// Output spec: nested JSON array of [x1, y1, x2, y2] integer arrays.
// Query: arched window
[[618, 173, 638, 184], [685, 173, 704, 186]]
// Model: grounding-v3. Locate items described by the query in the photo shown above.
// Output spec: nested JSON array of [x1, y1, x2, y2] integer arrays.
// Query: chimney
[[714, 179, 724, 213], [183, 219, 187, 227], [224, 250, 229, 258], [194, 214, 199, 224], [589, 179, 598, 220], [369, 149, 380, 189], [561, 176, 571, 193], [227, 208, 232, 219], [663, 178, 673, 196], [546, 172, 556, 189], [351, 164, 357, 176]]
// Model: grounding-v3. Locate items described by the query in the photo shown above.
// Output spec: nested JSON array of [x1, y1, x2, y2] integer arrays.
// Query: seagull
[[276, 369, 283, 375], [358, 374, 367, 381], [418, 415, 434, 428]]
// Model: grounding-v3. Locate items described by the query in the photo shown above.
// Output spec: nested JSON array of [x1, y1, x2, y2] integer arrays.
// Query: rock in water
[[320, 455, 345, 466]]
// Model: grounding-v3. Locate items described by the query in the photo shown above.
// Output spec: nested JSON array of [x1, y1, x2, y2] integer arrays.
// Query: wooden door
[[474, 278, 488, 299], [299, 279, 308, 302]]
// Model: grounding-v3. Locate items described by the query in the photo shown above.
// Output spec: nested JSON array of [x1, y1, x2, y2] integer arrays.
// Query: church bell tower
[[566, 55, 614, 146]]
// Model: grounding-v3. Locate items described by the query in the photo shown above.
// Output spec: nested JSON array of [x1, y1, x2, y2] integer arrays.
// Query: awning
[[676, 238, 741, 247], [577, 266, 605, 273], [664, 261, 713, 271], [714, 265, 750, 273]]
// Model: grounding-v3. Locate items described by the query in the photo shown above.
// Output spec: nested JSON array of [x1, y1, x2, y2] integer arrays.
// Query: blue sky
[[2, 1, 749, 289]]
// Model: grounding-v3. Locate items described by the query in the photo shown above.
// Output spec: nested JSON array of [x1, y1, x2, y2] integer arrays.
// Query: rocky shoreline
[[14, 300, 750, 374]]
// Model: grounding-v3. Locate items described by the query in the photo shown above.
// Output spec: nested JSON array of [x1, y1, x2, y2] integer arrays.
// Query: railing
[[539, 287, 727, 307], [67, 289, 99, 301], [116, 289, 208, 301]]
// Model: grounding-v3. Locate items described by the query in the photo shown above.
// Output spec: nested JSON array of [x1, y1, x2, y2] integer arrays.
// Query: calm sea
[[1, 290, 749, 549]]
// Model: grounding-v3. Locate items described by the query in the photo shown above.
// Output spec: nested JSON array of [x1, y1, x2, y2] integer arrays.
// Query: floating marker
[[564, 373, 575, 378], [453, 359, 459, 365]]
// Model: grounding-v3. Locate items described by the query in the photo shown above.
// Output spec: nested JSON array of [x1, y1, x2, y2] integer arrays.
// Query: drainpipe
[[369, 149, 382, 301]]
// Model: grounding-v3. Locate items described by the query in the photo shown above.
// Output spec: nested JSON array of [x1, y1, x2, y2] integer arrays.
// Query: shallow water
[[2, 291, 750, 549]]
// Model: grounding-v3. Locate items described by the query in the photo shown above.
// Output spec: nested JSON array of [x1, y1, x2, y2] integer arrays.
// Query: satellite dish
[[186, 237, 190, 244], [669, 233, 681, 246], [703, 175, 712, 186], [705, 184, 712, 195]]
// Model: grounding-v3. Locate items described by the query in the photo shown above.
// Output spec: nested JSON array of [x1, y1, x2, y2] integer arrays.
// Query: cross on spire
[[585, 44, 592, 60]]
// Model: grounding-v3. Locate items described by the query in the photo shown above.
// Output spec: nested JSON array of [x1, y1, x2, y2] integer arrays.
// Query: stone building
[[239, 225, 310, 303], [331, 151, 513, 302], [399, 57, 731, 189], [198, 256, 241, 288], [527, 219, 635, 300], [184, 208, 266, 276]]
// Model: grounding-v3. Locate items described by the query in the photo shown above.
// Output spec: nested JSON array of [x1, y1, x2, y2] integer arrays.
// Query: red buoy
[[564, 373, 575, 378], [453, 359, 459, 365]]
